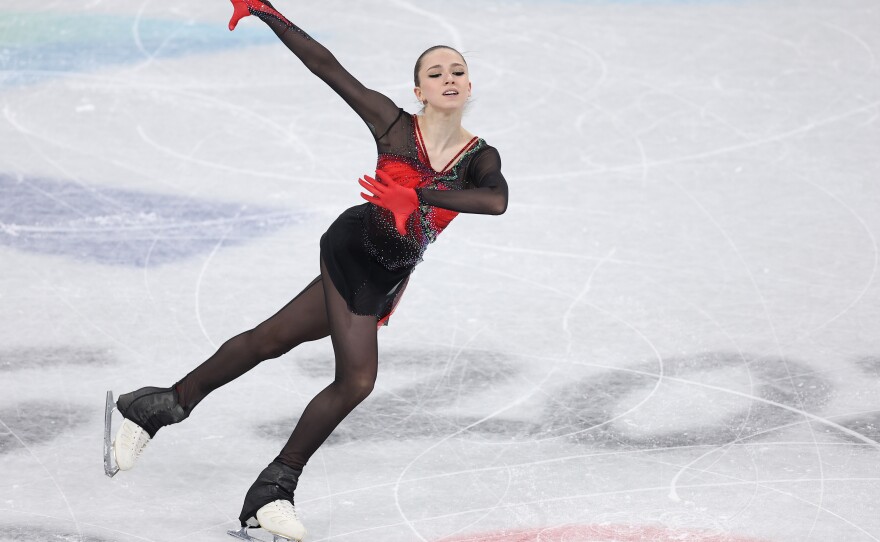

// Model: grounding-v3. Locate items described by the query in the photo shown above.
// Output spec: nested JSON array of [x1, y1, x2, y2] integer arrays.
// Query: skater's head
[[413, 46, 471, 112]]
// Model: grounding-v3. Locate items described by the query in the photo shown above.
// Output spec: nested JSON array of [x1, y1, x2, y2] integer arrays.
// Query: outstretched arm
[[230, 0, 402, 139]]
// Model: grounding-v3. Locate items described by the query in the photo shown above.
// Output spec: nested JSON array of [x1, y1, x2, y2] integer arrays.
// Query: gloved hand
[[228, 0, 292, 31], [359, 169, 419, 236]]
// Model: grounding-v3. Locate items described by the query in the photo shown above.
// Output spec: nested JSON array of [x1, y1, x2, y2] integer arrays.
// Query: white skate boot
[[103, 387, 190, 477], [228, 461, 307, 541], [256, 500, 307, 541], [113, 418, 152, 471], [228, 500, 307, 542]]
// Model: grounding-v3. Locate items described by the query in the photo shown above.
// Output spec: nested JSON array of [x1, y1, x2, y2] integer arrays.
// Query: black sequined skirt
[[319, 203, 412, 327]]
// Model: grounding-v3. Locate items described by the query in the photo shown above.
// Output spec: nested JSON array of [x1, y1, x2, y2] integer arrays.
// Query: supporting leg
[[236, 257, 380, 541], [273, 257, 379, 470]]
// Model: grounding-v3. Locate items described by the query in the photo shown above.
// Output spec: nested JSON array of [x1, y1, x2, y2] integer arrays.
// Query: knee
[[339, 374, 375, 405], [249, 326, 297, 361]]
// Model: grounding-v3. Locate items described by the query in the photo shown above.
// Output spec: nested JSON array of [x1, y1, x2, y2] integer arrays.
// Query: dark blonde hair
[[413, 45, 467, 86]]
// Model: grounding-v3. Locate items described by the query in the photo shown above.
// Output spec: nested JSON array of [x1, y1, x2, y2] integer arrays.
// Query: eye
[[453, 71, 466, 76], [428, 73, 442, 78]]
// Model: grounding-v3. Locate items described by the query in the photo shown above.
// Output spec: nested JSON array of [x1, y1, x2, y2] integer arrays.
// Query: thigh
[[319, 257, 379, 383], [252, 274, 330, 349]]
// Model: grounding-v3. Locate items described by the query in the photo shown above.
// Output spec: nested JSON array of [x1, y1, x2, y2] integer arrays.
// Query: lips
[[442, 90, 459, 96]]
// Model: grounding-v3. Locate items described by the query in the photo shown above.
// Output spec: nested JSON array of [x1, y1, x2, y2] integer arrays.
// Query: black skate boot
[[116, 386, 190, 438], [231, 461, 307, 541], [108, 386, 190, 473]]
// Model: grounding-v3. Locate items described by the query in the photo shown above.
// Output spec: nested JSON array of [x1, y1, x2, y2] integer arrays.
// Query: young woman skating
[[105, 1, 508, 540]]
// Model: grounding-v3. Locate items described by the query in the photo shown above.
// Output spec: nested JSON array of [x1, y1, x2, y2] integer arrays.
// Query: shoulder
[[374, 108, 412, 143], [464, 141, 505, 188], [469, 142, 502, 167]]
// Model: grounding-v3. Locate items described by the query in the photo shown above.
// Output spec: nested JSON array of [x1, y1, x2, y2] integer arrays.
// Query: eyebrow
[[426, 63, 466, 71]]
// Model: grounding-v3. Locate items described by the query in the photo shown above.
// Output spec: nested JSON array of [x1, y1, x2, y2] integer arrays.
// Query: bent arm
[[416, 147, 509, 215], [255, 5, 401, 139]]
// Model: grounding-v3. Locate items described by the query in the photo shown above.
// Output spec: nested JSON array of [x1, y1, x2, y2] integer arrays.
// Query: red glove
[[359, 170, 419, 236], [228, 0, 292, 31]]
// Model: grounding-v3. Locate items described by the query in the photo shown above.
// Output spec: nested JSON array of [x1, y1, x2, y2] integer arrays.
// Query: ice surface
[[1, 0, 879, 541]]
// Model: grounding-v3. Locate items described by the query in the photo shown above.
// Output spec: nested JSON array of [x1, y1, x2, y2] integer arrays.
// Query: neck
[[419, 106, 466, 149]]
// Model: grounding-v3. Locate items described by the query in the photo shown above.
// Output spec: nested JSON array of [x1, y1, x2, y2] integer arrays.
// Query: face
[[414, 48, 472, 111]]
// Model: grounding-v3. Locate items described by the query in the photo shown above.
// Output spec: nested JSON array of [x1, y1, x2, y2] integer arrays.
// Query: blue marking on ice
[[0, 12, 277, 88], [0, 173, 306, 267]]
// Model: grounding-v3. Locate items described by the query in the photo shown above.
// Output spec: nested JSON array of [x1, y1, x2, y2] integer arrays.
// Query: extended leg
[[106, 275, 329, 475], [176, 274, 329, 411]]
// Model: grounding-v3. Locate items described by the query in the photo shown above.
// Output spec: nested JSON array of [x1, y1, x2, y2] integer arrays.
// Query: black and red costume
[[309, 76, 507, 328], [232, 0, 508, 327], [324, 110, 507, 327]]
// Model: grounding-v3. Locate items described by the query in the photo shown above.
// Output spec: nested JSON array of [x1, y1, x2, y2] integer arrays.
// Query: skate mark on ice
[[541, 351, 832, 448], [295, 347, 517, 378], [0, 525, 112, 542], [268, 350, 843, 450], [0, 402, 90, 454], [837, 413, 880, 444], [0, 346, 115, 372], [261, 348, 523, 444], [833, 356, 880, 444], [788, 179, 879, 346], [433, 524, 770, 542], [671, 161, 832, 539], [856, 355, 880, 377], [0, 173, 307, 267]]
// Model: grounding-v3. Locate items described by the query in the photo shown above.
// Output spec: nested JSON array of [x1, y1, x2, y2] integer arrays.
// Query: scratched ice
[[1, 1, 878, 541]]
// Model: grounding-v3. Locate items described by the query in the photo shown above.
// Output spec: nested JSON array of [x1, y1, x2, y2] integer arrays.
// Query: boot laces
[[273, 500, 298, 519], [122, 421, 150, 459]]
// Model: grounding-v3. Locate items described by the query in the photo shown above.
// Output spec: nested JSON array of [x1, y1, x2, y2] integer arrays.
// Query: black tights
[[175, 257, 379, 471]]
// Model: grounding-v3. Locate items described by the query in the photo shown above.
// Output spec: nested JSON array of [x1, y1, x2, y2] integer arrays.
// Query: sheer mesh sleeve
[[258, 9, 402, 140], [417, 146, 509, 215]]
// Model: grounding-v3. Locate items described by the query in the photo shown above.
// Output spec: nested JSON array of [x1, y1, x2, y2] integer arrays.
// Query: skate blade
[[103, 390, 120, 478], [227, 526, 297, 542]]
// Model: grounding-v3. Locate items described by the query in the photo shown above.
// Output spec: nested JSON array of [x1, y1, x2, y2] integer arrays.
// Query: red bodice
[[363, 116, 483, 270]]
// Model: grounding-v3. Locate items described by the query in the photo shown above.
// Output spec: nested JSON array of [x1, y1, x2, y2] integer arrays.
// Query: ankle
[[271, 458, 304, 476]]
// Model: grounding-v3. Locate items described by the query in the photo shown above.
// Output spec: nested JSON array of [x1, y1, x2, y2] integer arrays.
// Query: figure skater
[[104, 1, 508, 540]]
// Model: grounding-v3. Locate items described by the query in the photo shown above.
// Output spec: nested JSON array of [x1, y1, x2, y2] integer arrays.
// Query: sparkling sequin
[[363, 116, 488, 271], [247, 1, 313, 40]]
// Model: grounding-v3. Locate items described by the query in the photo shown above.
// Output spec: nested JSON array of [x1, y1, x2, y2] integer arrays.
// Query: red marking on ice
[[435, 524, 768, 542]]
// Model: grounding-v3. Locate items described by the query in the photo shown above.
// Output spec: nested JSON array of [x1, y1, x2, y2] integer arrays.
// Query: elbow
[[493, 184, 509, 215], [305, 48, 336, 75], [492, 196, 508, 215]]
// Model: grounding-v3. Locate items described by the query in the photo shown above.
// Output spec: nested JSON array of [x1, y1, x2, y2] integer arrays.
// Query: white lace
[[257, 499, 307, 541], [114, 419, 151, 470], [273, 500, 299, 519]]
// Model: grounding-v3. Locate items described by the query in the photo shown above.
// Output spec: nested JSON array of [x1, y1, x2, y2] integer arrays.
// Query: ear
[[468, 81, 472, 96], [413, 86, 423, 103]]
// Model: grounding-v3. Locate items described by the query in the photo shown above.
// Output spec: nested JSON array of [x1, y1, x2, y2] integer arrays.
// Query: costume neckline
[[413, 114, 479, 175]]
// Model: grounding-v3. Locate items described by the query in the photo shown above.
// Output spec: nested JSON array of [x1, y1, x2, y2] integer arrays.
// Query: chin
[[431, 100, 467, 112]]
